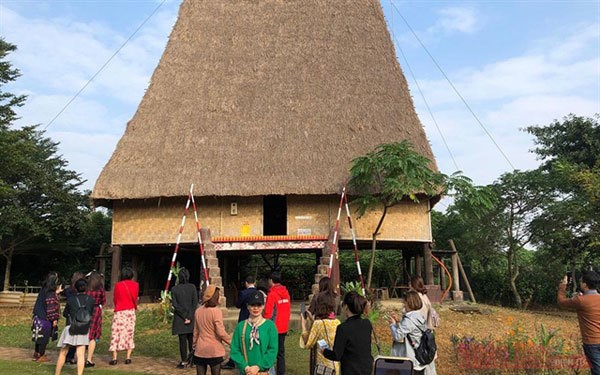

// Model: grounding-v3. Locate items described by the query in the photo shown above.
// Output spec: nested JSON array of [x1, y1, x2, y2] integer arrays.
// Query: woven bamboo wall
[[112, 196, 431, 245]]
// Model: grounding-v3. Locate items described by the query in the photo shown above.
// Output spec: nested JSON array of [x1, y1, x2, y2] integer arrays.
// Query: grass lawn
[[0, 305, 314, 374], [0, 359, 146, 374], [0, 303, 583, 374]]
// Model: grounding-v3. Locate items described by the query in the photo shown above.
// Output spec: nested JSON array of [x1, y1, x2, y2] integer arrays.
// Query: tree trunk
[[366, 206, 388, 291], [507, 248, 522, 308], [366, 233, 378, 291], [2, 249, 13, 292]]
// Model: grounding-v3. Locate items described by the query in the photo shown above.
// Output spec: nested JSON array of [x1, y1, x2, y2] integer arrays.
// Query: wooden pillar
[[97, 244, 107, 279], [415, 253, 422, 277], [450, 243, 464, 301], [402, 253, 410, 286], [131, 255, 140, 279], [143, 257, 153, 296], [451, 252, 460, 292], [110, 246, 122, 292], [316, 251, 321, 270], [423, 243, 434, 285]]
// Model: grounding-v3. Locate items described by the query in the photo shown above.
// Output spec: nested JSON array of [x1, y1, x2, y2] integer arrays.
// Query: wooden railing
[[7, 285, 41, 294]]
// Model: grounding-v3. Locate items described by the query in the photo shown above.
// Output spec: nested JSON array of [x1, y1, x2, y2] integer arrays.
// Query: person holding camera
[[558, 270, 600, 374]]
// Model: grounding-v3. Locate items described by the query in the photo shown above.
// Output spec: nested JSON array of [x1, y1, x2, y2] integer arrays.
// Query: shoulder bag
[[314, 320, 336, 375]]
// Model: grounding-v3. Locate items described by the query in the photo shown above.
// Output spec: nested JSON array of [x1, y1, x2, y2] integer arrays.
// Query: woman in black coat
[[321, 291, 373, 375], [171, 267, 199, 368]]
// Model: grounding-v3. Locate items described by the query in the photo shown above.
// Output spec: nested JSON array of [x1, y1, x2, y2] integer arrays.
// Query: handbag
[[314, 364, 335, 375], [314, 321, 336, 375]]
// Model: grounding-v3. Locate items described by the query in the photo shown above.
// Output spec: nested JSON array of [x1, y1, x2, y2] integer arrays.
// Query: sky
[[1, 0, 599, 195]]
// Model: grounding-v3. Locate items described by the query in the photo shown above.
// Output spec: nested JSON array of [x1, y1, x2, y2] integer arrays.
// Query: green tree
[[0, 39, 88, 290], [526, 114, 600, 269], [489, 170, 552, 308], [348, 140, 492, 290]]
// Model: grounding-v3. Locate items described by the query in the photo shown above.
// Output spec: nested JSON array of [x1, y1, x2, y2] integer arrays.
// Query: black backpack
[[68, 295, 91, 335], [408, 318, 437, 366]]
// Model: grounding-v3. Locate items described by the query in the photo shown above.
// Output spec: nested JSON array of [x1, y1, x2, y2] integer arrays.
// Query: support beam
[[423, 243, 434, 285], [451, 252, 461, 292], [415, 253, 422, 277], [450, 240, 475, 303], [110, 246, 122, 292], [97, 243, 107, 280], [402, 253, 410, 286]]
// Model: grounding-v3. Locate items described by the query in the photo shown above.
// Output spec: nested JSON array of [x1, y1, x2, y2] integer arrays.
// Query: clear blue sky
[[1, 0, 599, 194]]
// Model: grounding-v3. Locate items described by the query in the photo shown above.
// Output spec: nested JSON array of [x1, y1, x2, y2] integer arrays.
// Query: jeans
[[277, 333, 286, 375], [584, 343, 600, 375]]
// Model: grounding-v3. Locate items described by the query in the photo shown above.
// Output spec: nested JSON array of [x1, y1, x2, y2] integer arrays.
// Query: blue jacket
[[235, 286, 257, 322]]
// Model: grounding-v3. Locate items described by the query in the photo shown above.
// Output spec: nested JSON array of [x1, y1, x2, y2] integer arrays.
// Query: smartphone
[[300, 302, 306, 318], [373, 356, 413, 375], [317, 339, 329, 350]]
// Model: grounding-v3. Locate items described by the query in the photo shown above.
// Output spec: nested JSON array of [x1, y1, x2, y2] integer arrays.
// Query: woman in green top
[[230, 290, 278, 375]]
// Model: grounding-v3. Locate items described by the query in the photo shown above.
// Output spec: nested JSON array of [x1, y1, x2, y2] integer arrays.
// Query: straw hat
[[202, 284, 218, 303]]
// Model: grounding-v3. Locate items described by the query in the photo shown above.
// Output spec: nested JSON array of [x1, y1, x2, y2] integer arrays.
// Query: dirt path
[[0, 346, 239, 375]]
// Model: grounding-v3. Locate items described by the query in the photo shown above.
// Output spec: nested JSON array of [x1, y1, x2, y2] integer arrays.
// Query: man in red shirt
[[263, 271, 291, 375], [558, 270, 600, 374]]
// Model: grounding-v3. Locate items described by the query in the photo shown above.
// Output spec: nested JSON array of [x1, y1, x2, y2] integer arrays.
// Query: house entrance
[[263, 195, 287, 235]]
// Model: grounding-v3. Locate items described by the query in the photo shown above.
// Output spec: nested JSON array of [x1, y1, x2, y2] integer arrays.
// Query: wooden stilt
[[449, 240, 476, 303], [423, 243, 434, 285], [110, 245, 122, 291]]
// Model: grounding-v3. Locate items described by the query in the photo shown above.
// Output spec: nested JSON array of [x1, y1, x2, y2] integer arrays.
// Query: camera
[[566, 271, 573, 285]]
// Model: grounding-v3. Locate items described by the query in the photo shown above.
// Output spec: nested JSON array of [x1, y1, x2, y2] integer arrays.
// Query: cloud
[[49, 131, 122, 190], [1, 3, 179, 190], [1, 4, 177, 102], [387, 6, 481, 50], [411, 22, 599, 186], [429, 7, 480, 35]]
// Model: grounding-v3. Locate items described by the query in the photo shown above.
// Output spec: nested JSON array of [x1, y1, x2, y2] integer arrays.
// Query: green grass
[[0, 307, 392, 375], [0, 359, 146, 374], [0, 306, 312, 374]]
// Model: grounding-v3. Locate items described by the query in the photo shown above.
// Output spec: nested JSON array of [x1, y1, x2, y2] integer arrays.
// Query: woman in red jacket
[[108, 267, 139, 366]]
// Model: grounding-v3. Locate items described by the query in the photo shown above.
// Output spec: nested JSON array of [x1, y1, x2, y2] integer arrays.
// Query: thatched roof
[[92, 0, 438, 203]]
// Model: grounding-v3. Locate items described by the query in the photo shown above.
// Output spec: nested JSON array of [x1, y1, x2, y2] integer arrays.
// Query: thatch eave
[[92, 0, 439, 201]]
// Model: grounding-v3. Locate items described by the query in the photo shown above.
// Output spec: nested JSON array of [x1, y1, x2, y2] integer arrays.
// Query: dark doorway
[[263, 195, 287, 235]]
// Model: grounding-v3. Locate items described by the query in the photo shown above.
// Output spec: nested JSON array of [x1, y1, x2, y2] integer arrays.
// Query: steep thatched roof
[[92, 0, 438, 203]]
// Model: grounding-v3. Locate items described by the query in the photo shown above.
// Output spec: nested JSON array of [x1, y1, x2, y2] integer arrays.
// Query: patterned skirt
[[32, 317, 52, 346], [109, 309, 136, 351], [88, 306, 103, 340]]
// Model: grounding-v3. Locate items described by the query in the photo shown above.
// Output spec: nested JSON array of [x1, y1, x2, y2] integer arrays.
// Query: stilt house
[[92, 0, 442, 303]]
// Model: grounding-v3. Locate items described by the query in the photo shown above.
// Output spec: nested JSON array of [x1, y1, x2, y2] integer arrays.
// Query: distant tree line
[[433, 114, 600, 307], [0, 38, 111, 290]]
